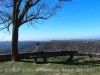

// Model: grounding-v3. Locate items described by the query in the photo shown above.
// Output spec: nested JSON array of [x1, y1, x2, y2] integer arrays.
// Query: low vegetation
[[37, 41, 100, 53], [0, 56, 100, 75]]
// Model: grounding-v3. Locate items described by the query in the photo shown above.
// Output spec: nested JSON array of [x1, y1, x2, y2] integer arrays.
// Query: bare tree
[[0, 0, 71, 61]]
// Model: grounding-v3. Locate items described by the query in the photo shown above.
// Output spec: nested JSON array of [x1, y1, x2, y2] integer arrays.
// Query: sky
[[0, 0, 100, 41]]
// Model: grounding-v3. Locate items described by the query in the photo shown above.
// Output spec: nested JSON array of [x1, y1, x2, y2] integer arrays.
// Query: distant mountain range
[[0, 40, 100, 54]]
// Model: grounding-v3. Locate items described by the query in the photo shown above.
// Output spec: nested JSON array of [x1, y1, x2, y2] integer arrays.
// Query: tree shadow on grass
[[82, 60, 100, 66], [34, 57, 100, 66], [46, 57, 84, 65], [19, 57, 100, 66], [19, 58, 34, 63], [48, 58, 100, 66]]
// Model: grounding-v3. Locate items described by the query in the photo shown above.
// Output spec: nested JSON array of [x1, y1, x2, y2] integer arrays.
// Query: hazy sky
[[0, 0, 100, 41]]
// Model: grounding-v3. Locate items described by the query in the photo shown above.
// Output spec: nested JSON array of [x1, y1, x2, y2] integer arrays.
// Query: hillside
[[26, 41, 100, 54], [1, 40, 100, 54]]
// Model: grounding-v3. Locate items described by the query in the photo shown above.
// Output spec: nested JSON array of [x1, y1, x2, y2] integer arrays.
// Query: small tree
[[0, 0, 71, 61]]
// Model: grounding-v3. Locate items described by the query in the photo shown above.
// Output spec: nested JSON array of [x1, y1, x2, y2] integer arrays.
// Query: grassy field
[[0, 56, 100, 75]]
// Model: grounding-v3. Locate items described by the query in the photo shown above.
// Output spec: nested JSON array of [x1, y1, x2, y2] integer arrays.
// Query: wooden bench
[[30, 51, 78, 63]]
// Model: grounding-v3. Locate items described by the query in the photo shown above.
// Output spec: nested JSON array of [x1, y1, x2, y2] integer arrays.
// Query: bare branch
[[17, 0, 22, 8], [19, 0, 62, 26], [0, 0, 68, 31], [0, 22, 12, 32], [18, 0, 40, 24]]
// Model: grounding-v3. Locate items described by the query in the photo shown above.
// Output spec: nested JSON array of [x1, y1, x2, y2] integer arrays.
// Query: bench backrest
[[32, 51, 78, 57]]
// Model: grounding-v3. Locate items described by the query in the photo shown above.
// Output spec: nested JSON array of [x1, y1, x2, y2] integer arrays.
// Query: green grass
[[0, 56, 100, 75]]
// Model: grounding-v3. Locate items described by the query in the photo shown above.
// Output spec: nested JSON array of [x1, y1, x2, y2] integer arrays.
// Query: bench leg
[[67, 55, 74, 63], [43, 58, 47, 63], [34, 58, 37, 63]]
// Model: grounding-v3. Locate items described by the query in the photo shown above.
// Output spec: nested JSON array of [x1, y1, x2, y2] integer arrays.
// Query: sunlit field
[[0, 56, 100, 75]]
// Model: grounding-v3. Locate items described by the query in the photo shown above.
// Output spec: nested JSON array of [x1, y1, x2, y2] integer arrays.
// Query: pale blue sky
[[0, 0, 100, 41]]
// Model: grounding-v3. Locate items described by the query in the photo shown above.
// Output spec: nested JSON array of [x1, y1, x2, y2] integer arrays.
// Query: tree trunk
[[11, 25, 20, 61]]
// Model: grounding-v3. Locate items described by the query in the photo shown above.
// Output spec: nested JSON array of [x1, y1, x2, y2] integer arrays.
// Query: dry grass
[[0, 56, 100, 75]]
